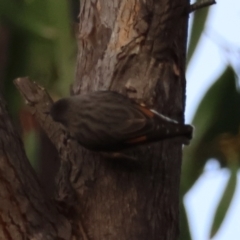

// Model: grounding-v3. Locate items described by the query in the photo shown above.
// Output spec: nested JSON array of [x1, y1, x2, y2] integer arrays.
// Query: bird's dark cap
[[50, 98, 69, 123]]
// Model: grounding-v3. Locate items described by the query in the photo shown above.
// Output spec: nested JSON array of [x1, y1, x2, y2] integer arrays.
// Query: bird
[[50, 91, 193, 152]]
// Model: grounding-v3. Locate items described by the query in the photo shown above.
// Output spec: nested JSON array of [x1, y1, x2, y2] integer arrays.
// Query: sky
[[184, 0, 240, 240]]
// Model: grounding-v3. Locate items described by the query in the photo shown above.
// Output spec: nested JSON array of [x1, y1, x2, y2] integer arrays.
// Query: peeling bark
[[6, 0, 190, 239], [72, 0, 189, 239]]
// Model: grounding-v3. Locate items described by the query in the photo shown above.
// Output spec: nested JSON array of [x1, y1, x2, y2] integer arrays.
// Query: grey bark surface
[[6, 0, 190, 239], [72, 0, 189, 239]]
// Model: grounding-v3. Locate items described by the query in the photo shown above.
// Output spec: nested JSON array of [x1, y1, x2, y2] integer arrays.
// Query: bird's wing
[[109, 104, 155, 143]]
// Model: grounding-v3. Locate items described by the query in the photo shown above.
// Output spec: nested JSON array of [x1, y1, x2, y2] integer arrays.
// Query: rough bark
[[72, 0, 189, 239], [0, 92, 71, 239], [6, 0, 191, 239]]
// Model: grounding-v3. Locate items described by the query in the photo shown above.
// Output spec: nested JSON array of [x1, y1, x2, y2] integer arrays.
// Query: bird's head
[[50, 98, 70, 127]]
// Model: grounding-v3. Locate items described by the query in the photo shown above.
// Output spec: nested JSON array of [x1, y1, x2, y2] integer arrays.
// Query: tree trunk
[[1, 0, 190, 239], [71, 0, 189, 239]]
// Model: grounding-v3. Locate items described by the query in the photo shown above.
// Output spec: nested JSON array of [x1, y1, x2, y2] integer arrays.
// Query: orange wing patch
[[137, 105, 154, 118], [126, 135, 147, 144]]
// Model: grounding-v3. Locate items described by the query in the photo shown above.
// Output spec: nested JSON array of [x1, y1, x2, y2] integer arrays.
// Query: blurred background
[[0, 0, 79, 197], [183, 0, 240, 239], [0, 0, 239, 239]]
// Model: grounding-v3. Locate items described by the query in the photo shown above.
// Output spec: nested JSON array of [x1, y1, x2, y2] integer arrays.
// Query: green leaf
[[179, 200, 192, 240], [0, 0, 56, 39], [182, 67, 240, 194], [210, 162, 238, 238], [187, 2, 212, 65]]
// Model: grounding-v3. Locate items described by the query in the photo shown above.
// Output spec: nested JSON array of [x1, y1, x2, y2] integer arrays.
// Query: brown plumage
[[50, 91, 193, 151]]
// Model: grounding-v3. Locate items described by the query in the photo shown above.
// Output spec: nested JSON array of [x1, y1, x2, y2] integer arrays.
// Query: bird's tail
[[146, 120, 194, 145]]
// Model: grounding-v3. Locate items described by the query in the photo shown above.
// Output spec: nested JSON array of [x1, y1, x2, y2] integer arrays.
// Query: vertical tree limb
[[0, 91, 71, 239]]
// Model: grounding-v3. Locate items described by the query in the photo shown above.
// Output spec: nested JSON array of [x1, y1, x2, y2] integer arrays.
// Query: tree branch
[[14, 77, 61, 147], [14, 77, 94, 238], [0, 90, 71, 239], [189, 0, 216, 13]]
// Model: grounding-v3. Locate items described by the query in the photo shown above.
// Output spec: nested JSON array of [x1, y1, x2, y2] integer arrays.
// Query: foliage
[[181, 2, 239, 240], [0, 0, 77, 166]]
